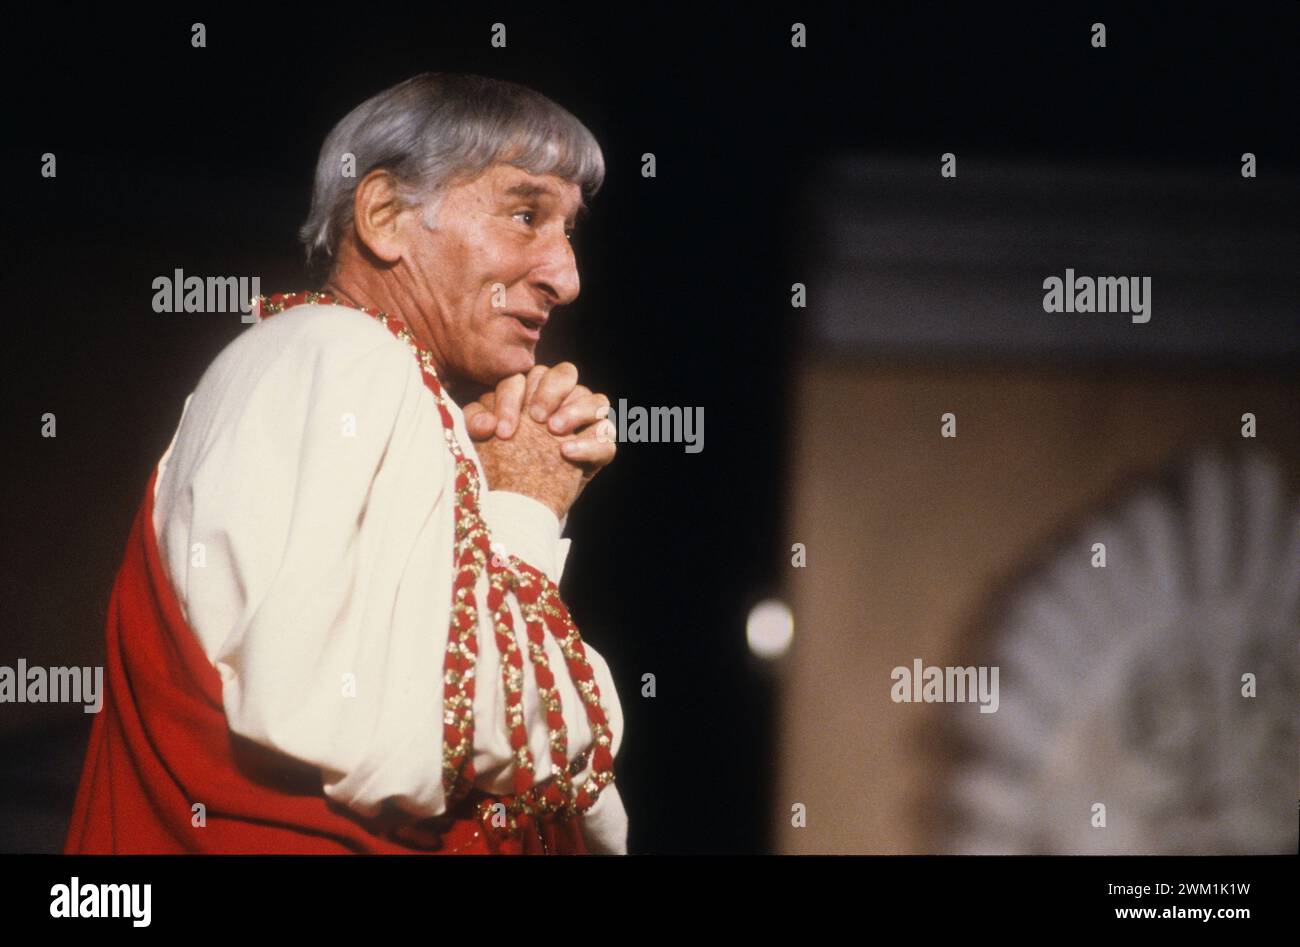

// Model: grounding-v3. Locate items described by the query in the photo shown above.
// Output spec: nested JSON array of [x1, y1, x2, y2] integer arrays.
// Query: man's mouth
[[506, 312, 547, 339]]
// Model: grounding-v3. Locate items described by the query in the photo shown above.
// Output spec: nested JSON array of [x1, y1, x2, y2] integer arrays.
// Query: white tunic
[[150, 302, 628, 853]]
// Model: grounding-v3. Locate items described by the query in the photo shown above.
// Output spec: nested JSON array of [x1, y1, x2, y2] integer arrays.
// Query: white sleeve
[[153, 305, 625, 841], [479, 490, 572, 583]]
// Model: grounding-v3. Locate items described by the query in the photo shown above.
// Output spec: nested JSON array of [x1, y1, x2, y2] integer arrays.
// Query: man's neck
[[322, 270, 468, 397]]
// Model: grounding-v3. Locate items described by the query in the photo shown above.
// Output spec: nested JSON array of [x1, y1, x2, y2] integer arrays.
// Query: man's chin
[[475, 348, 537, 387]]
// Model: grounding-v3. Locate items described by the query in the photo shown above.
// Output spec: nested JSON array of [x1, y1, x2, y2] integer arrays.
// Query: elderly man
[[65, 73, 627, 854]]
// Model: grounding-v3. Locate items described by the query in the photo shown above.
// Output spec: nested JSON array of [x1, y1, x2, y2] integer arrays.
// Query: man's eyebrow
[[503, 182, 552, 202], [503, 182, 588, 222]]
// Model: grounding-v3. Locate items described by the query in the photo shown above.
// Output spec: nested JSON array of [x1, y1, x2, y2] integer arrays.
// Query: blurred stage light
[[746, 599, 794, 659]]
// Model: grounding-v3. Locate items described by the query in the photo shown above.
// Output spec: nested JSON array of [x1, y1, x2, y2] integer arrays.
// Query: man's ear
[[351, 169, 413, 263]]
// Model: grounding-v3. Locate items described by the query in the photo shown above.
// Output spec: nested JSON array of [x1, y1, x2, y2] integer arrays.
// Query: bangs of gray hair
[[298, 72, 605, 266]]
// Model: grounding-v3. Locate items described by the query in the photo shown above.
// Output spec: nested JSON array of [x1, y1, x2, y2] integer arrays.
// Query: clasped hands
[[463, 363, 616, 520]]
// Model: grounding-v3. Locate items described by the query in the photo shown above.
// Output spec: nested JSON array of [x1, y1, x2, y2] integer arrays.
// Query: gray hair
[[298, 72, 605, 266]]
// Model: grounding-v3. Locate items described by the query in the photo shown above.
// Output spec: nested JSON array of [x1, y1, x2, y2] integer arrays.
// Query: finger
[[548, 390, 608, 435], [492, 374, 527, 438], [553, 383, 592, 413], [527, 362, 579, 422], [561, 421, 618, 466], [560, 436, 616, 468], [463, 402, 497, 441], [522, 364, 549, 410]]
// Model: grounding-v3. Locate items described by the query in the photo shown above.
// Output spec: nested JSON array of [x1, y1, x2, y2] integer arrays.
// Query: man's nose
[[531, 229, 580, 306]]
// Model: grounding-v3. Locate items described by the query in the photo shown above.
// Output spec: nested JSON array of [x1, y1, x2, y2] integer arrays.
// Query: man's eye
[[513, 210, 536, 226]]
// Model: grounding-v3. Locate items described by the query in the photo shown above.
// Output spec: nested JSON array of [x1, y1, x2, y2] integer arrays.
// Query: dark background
[[2, 1, 1296, 853]]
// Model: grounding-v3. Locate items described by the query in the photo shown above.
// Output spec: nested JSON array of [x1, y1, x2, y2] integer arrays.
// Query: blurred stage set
[[775, 157, 1299, 854]]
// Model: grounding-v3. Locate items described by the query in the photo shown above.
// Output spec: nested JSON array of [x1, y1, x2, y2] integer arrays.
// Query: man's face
[[403, 162, 584, 387]]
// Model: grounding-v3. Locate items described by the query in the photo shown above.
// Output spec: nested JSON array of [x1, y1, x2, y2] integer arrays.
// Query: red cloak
[[64, 466, 587, 855]]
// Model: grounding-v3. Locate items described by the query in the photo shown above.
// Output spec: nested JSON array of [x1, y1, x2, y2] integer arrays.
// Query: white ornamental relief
[[942, 450, 1299, 854]]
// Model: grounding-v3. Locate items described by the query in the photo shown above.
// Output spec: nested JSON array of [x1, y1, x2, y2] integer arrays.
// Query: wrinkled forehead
[[477, 162, 587, 219]]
